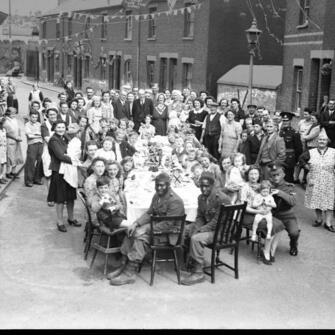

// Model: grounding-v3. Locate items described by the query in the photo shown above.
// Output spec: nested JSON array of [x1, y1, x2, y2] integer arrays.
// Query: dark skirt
[[242, 213, 285, 237], [47, 171, 77, 204]]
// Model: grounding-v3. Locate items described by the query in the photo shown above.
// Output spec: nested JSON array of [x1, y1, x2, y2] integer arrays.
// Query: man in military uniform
[[181, 172, 231, 285], [109, 172, 185, 285], [279, 111, 303, 183], [270, 163, 300, 256]]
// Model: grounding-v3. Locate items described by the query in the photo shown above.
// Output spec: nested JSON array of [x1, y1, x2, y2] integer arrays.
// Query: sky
[[0, 0, 58, 15]]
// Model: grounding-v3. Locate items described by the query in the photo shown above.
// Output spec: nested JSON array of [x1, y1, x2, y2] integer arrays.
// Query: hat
[[199, 171, 215, 184], [67, 123, 80, 135], [155, 172, 171, 184], [269, 161, 287, 173], [247, 104, 257, 109], [207, 101, 219, 107], [280, 111, 295, 121]]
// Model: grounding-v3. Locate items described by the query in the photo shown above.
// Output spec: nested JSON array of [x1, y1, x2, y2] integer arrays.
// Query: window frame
[[148, 7, 157, 39], [182, 63, 192, 88], [125, 10, 133, 40], [101, 13, 107, 40], [68, 16, 72, 39], [100, 57, 107, 80], [56, 19, 60, 39], [295, 67, 303, 111], [84, 16, 91, 39], [84, 55, 90, 78], [147, 60, 155, 87], [298, 0, 310, 25], [183, 3, 195, 38]]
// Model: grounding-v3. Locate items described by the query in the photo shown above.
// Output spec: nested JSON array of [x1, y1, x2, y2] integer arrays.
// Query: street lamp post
[[245, 19, 262, 105]]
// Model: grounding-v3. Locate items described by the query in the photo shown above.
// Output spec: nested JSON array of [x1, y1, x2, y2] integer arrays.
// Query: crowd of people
[[1, 77, 335, 286]]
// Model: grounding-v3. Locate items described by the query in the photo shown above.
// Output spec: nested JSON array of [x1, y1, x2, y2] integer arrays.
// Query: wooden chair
[[240, 225, 263, 263], [203, 202, 247, 283], [77, 190, 99, 260], [90, 224, 127, 276], [145, 214, 187, 286]]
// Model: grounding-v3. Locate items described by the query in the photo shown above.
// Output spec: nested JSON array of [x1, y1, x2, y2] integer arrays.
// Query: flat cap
[[155, 172, 171, 183]]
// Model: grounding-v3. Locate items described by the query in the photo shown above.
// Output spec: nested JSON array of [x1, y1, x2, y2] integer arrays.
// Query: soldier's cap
[[155, 172, 171, 184], [280, 111, 296, 121], [207, 101, 219, 107], [247, 104, 257, 109], [269, 161, 287, 173], [199, 171, 215, 184]]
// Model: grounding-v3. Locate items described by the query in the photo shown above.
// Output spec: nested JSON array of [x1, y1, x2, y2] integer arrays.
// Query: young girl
[[225, 153, 249, 204], [121, 156, 136, 190], [0, 117, 7, 184], [251, 180, 277, 241], [95, 137, 116, 161], [237, 130, 251, 165], [139, 115, 156, 140], [107, 160, 124, 194], [127, 120, 135, 135]]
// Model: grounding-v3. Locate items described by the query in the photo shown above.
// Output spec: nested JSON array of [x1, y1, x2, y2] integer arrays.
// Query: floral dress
[[304, 148, 335, 210]]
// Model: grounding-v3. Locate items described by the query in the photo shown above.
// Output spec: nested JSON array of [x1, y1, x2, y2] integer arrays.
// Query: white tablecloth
[[124, 168, 200, 223]]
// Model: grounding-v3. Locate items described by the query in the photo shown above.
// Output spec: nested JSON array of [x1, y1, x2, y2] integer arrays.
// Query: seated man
[[109, 172, 185, 286], [270, 163, 300, 256], [181, 172, 231, 286]]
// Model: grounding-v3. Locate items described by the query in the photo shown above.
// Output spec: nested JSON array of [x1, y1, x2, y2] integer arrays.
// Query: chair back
[[214, 202, 247, 247], [77, 190, 93, 223], [149, 214, 187, 246]]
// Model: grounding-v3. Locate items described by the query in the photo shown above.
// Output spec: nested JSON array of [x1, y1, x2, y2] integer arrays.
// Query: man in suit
[[112, 90, 129, 120], [125, 92, 135, 121], [256, 119, 286, 180], [320, 98, 335, 148], [57, 101, 75, 129], [109, 172, 185, 286], [112, 129, 136, 162], [132, 89, 154, 132], [248, 119, 264, 164]]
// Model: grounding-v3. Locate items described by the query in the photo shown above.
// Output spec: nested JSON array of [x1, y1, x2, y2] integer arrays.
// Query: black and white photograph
[[0, 0, 334, 329]]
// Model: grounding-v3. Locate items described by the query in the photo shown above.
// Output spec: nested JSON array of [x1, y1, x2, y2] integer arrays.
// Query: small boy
[[251, 180, 277, 241], [91, 176, 127, 232]]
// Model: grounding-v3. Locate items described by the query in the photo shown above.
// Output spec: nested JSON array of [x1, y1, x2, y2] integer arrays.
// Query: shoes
[[11, 173, 19, 179], [57, 224, 67, 232], [181, 272, 206, 285], [33, 180, 43, 185], [312, 220, 322, 227], [107, 263, 127, 280], [270, 252, 275, 263], [261, 250, 272, 265], [324, 224, 335, 233], [68, 219, 81, 227], [110, 261, 137, 286], [0, 178, 7, 184], [25, 183, 33, 187], [5, 173, 13, 179], [47, 202, 55, 207]]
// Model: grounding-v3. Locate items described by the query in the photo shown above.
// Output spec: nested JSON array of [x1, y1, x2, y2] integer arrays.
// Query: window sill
[[182, 36, 194, 41], [147, 37, 156, 41], [296, 20, 309, 29], [124, 38, 133, 41], [101, 38, 107, 42]]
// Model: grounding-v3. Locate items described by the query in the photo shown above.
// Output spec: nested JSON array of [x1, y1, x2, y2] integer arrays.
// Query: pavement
[[0, 79, 335, 329]]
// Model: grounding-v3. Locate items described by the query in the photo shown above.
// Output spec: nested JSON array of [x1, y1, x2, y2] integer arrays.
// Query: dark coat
[[248, 134, 263, 165], [112, 141, 136, 158], [256, 133, 286, 166], [56, 113, 75, 128], [48, 133, 72, 172], [132, 98, 154, 130], [320, 109, 335, 147], [279, 126, 303, 168], [113, 99, 130, 120], [194, 188, 231, 232]]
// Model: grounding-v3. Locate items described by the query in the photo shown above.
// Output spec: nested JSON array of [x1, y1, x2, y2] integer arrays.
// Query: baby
[[251, 180, 277, 241]]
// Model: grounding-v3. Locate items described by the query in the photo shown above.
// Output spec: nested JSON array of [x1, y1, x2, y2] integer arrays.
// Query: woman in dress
[[151, 93, 168, 136], [187, 98, 207, 141], [219, 109, 242, 157], [218, 98, 230, 116], [101, 90, 114, 122], [168, 90, 184, 130], [47, 120, 81, 232], [87, 95, 103, 133], [240, 166, 285, 264], [3, 107, 23, 179], [139, 115, 156, 141], [299, 129, 335, 232], [302, 113, 321, 150], [41, 108, 58, 206], [84, 157, 107, 205]]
